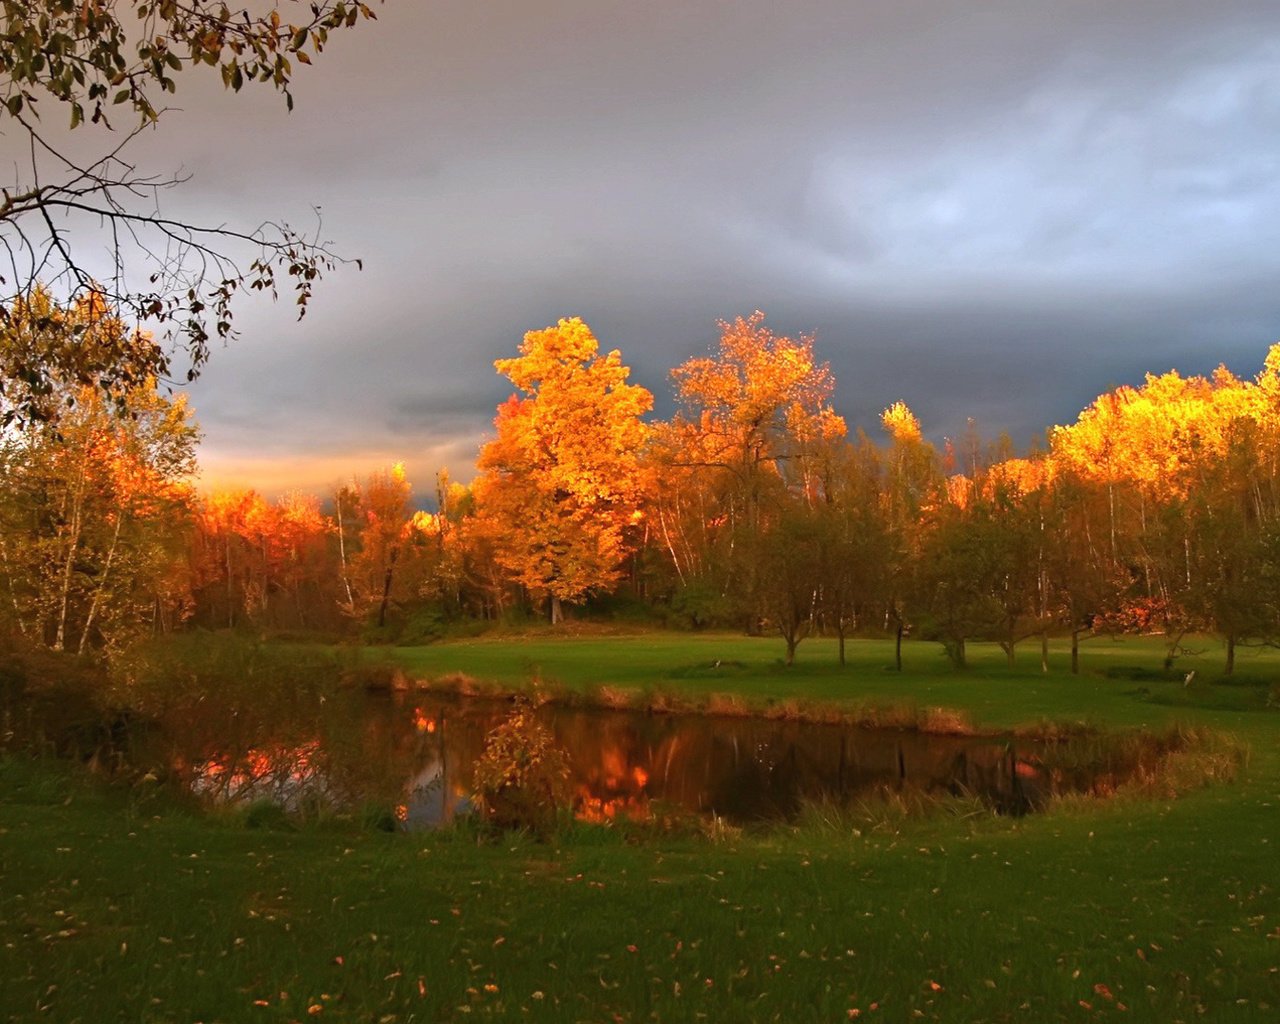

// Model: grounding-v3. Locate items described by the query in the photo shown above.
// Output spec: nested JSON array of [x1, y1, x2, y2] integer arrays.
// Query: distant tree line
[[7, 298, 1280, 674]]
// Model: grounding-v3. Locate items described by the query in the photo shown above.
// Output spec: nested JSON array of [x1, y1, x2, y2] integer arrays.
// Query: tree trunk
[[1071, 628, 1080, 675], [785, 633, 798, 666], [0, 539, 29, 639], [335, 490, 355, 615], [53, 520, 81, 652], [1040, 631, 1049, 675], [53, 445, 90, 651], [1162, 629, 1184, 673], [78, 513, 124, 654], [377, 547, 398, 628], [1226, 634, 1235, 676], [550, 594, 563, 625], [656, 505, 686, 587], [225, 528, 235, 629], [894, 619, 904, 672]]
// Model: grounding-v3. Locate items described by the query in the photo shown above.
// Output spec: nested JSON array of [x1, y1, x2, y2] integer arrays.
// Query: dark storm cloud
[[150, 0, 1280, 495]]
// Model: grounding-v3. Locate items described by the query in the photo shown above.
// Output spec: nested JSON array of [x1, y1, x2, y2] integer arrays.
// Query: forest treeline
[[5, 294, 1280, 673]]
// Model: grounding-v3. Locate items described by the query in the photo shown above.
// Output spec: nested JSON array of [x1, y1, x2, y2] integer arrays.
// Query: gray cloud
[[120, 0, 1280, 496]]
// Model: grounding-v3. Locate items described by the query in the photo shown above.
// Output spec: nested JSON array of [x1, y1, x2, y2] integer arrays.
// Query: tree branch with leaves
[[1, 0, 379, 427]]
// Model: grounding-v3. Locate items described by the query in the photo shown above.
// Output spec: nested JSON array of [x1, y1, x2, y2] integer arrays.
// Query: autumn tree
[[879, 401, 942, 670], [1176, 373, 1280, 672], [337, 463, 421, 630], [669, 311, 846, 491], [815, 434, 893, 667], [978, 460, 1053, 668], [1036, 467, 1127, 674], [659, 312, 846, 626], [754, 498, 826, 665], [1049, 363, 1280, 671], [471, 318, 652, 623], [641, 421, 740, 627], [1, 286, 168, 428], [190, 488, 333, 631], [0, 378, 197, 652], [407, 469, 473, 620], [1, 1, 380, 426], [191, 489, 267, 629], [915, 493, 1010, 669]]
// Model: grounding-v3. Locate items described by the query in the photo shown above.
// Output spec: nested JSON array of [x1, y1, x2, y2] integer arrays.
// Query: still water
[[147, 691, 1127, 827]]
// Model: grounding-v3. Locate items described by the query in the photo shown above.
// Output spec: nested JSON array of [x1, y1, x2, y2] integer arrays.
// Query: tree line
[[5, 297, 1280, 673]]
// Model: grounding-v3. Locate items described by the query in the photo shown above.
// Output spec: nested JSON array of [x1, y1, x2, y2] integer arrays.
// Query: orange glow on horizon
[[196, 442, 479, 501]]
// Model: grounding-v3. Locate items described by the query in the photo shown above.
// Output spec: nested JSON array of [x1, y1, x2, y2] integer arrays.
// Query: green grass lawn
[[388, 631, 1277, 730], [3, 633, 1279, 1022]]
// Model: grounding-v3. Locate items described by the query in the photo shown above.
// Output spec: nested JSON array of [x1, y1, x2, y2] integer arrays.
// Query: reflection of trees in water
[[190, 742, 331, 808], [167, 693, 1094, 826]]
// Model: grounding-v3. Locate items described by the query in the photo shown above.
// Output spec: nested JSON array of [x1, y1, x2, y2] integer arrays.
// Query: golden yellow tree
[[1047, 361, 1280, 671], [471, 318, 652, 622], [669, 311, 846, 489], [650, 312, 846, 628]]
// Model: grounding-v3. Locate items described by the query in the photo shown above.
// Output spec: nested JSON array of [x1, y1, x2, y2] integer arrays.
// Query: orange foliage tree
[[333, 463, 426, 631], [191, 489, 332, 631], [651, 313, 846, 629], [0, 381, 197, 652], [471, 318, 652, 623], [668, 311, 846, 493]]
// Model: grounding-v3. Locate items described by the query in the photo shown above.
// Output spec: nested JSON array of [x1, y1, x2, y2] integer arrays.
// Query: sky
[[108, 0, 1280, 498]]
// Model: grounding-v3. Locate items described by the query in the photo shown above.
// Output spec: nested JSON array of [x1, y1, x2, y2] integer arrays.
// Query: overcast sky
[[125, 0, 1280, 497]]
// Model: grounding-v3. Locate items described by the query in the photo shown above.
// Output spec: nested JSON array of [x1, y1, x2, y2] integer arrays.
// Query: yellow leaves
[[984, 457, 1053, 498], [409, 510, 441, 536], [495, 318, 606, 391], [473, 319, 652, 603], [945, 474, 973, 510], [881, 401, 922, 443], [200, 489, 326, 558], [669, 311, 846, 473], [1050, 363, 1266, 497]]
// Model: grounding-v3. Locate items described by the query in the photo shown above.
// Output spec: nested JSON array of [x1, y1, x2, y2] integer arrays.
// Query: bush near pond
[[471, 703, 573, 834]]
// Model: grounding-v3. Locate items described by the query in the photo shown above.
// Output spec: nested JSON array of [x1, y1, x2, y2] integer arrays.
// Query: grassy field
[[388, 631, 1277, 729], [3, 632, 1278, 1022]]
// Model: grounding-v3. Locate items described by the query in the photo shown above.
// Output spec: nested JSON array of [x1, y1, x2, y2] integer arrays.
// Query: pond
[[140, 691, 1149, 827]]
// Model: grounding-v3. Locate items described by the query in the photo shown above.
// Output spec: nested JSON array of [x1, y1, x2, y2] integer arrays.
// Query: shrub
[[396, 605, 448, 646], [471, 704, 572, 835], [668, 581, 736, 630]]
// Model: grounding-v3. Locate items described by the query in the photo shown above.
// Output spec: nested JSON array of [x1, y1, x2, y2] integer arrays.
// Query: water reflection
[[156, 692, 1109, 827]]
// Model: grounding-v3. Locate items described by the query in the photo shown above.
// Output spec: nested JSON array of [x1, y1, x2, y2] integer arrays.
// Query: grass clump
[[240, 798, 295, 831], [1036, 725, 1248, 808], [796, 788, 994, 837]]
